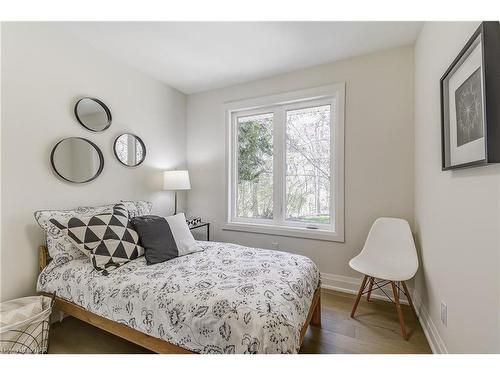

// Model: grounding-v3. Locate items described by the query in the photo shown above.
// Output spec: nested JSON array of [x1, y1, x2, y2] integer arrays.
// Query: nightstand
[[188, 222, 210, 241]]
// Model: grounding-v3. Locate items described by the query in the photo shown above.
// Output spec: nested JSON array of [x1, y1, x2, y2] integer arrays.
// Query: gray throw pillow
[[131, 213, 203, 265]]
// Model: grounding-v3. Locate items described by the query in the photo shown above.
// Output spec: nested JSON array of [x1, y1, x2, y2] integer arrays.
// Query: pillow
[[49, 203, 144, 275], [35, 204, 114, 261], [131, 213, 203, 265], [34, 200, 152, 260], [121, 200, 153, 219]]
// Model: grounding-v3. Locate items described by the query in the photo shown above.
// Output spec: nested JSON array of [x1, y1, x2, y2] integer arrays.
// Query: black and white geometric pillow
[[34, 200, 152, 261], [50, 203, 144, 274]]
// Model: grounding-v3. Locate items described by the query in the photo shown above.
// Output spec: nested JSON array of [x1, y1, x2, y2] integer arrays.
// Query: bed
[[37, 240, 321, 354]]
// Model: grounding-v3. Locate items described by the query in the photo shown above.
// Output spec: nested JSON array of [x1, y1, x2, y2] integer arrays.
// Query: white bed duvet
[[37, 241, 320, 353]]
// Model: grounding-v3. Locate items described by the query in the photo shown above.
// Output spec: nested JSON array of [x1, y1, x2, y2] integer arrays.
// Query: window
[[237, 113, 274, 219], [285, 104, 331, 225], [225, 84, 345, 242]]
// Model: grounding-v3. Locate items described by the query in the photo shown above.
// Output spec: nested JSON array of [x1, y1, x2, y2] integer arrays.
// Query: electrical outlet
[[272, 242, 279, 250], [440, 301, 447, 326]]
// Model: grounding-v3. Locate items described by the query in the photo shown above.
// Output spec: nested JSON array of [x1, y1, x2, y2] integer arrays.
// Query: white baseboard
[[320, 272, 448, 354], [411, 291, 448, 354], [320, 272, 409, 305]]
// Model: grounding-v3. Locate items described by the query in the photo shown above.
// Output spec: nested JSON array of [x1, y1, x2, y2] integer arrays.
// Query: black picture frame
[[440, 21, 500, 170]]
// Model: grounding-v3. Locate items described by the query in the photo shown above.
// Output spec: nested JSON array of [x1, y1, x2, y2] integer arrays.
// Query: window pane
[[237, 113, 273, 219], [285, 105, 331, 225]]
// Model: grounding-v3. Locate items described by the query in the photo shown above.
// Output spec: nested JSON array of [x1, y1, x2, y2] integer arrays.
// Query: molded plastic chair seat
[[349, 217, 418, 281], [349, 251, 417, 281]]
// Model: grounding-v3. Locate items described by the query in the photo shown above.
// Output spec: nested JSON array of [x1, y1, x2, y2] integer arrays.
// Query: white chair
[[349, 217, 418, 340]]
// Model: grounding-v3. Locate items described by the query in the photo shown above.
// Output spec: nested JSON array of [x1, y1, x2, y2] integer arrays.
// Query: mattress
[[37, 241, 320, 353]]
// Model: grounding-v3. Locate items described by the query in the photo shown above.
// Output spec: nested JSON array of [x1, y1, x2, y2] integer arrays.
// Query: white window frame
[[224, 83, 345, 242]]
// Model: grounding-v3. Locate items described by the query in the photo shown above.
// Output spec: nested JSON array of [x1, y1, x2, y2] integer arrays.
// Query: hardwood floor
[[300, 289, 431, 354], [48, 289, 432, 354]]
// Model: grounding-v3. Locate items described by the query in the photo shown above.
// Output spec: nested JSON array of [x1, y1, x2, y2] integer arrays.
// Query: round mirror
[[113, 133, 146, 167], [51, 137, 104, 183], [74, 97, 112, 132]]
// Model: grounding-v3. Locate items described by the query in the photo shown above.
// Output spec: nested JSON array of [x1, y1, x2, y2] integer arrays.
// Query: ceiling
[[60, 22, 423, 94]]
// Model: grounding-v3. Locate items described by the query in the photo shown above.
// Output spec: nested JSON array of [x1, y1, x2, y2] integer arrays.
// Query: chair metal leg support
[[391, 281, 408, 340], [350, 275, 369, 318]]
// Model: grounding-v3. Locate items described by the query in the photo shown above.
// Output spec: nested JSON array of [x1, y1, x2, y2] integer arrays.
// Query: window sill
[[222, 222, 344, 242]]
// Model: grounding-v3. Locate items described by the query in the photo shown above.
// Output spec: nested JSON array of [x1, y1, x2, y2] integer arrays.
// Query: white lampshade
[[163, 170, 191, 191]]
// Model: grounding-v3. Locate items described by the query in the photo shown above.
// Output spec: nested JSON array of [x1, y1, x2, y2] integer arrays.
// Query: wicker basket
[[0, 294, 55, 354]]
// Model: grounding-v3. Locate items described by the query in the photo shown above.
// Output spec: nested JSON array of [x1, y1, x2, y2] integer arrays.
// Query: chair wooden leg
[[401, 281, 417, 319], [350, 275, 368, 318], [391, 281, 408, 340], [366, 277, 374, 301]]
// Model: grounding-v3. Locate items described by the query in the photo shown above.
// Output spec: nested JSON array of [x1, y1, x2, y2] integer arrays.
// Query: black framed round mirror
[[113, 133, 146, 167], [74, 97, 112, 132], [51, 137, 104, 183]]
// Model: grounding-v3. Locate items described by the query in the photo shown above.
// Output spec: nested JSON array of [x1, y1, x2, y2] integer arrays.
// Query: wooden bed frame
[[38, 245, 321, 354]]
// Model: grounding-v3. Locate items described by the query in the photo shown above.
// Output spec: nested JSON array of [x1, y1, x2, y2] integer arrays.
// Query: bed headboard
[[38, 245, 51, 273]]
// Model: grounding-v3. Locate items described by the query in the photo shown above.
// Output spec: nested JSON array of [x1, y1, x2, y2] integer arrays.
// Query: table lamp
[[163, 170, 191, 215]]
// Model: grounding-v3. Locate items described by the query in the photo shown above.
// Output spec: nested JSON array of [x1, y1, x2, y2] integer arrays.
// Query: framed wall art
[[441, 21, 500, 170]]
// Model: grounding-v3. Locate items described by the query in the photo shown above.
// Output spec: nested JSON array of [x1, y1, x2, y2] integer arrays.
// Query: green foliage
[[238, 121, 272, 182], [300, 215, 330, 224]]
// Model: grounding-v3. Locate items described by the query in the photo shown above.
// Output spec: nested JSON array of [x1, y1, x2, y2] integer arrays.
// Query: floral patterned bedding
[[37, 241, 320, 354]]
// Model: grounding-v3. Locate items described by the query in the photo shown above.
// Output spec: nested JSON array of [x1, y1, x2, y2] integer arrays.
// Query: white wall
[[1, 23, 187, 301], [414, 22, 500, 353], [186, 46, 415, 280]]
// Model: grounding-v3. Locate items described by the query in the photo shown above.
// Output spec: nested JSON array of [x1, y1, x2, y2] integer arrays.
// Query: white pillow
[[165, 213, 203, 256]]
